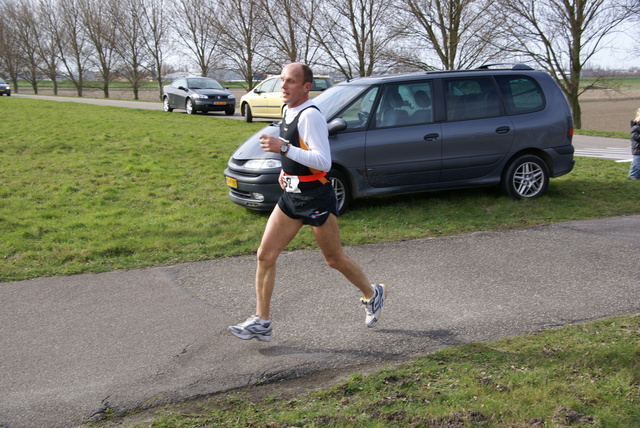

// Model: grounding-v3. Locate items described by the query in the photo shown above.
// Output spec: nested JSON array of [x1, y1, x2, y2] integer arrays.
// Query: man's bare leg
[[254, 206, 302, 320], [312, 214, 374, 299]]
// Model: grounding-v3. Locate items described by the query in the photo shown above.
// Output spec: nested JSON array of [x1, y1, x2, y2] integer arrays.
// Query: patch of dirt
[[580, 98, 637, 134], [579, 89, 639, 134]]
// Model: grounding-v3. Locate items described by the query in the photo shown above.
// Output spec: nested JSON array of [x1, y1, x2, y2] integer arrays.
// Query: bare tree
[[55, 0, 91, 96], [310, 0, 400, 78], [216, 0, 270, 90], [113, 0, 150, 100], [393, 0, 506, 71], [9, 0, 42, 93], [172, 0, 224, 77], [500, 0, 634, 129], [260, 0, 326, 71], [81, 0, 121, 97], [36, 0, 62, 94], [139, 0, 172, 99], [0, 0, 22, 90]]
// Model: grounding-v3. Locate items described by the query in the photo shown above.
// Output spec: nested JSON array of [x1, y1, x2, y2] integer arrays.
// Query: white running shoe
[[361, 283, 387, 327], [228, 316, 272, 341]]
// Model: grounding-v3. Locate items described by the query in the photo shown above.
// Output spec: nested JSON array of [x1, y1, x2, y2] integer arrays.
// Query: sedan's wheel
[[501, 155, 549, 199], [327, 169, 351, 215], [163, 97, 173, 112], [186, 98, 196, 114], [245, 105, 253, 123], [225, 106, 235, 116]]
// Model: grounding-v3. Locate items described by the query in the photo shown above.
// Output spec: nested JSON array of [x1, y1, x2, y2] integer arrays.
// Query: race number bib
[[283, 175, 301, 193]]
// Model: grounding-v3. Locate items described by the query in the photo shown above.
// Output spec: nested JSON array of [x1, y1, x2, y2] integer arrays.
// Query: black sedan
[[0, 78, 11, 96], [162, 77, 235, 115]]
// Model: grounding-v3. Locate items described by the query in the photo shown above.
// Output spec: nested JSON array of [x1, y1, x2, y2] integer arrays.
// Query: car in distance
[[0, 78, 11, 96], [239, 75, 333, 122], [162, 77, 235, 115], [224, 64, 574, 214]]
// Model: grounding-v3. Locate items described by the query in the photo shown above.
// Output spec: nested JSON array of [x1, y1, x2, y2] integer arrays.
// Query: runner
[[228, 63, 386, 341]]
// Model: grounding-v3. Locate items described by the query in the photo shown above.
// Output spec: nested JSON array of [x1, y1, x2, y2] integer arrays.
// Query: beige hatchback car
[[239, 75, 333, 122]]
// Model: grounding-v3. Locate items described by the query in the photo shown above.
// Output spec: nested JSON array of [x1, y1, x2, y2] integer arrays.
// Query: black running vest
[[280, 105, 329, 191]]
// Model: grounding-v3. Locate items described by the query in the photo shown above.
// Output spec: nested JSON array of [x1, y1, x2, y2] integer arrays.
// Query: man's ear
[[303, 81, 312, 92]]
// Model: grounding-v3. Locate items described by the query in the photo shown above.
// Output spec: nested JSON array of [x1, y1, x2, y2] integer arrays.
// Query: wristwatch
[[280, 141, 290, 155]]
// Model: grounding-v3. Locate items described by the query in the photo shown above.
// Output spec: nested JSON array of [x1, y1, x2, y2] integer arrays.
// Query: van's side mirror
[[328, 118, 347, 136]]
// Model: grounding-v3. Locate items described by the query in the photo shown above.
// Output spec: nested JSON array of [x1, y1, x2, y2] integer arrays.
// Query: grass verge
[[112, 314, 640, 427], [1, 97, 639, 282], [575, 129, 628, 139]]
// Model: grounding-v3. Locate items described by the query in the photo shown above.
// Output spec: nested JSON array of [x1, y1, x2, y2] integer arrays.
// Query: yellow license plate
[[214, 101, 226, 105], [226, 176, 237, 188]]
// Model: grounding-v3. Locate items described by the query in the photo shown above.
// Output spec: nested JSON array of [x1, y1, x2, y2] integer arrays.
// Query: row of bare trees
[[0, 0, 635, 127]]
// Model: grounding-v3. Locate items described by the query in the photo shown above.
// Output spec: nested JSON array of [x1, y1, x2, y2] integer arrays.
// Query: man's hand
[[259, 134, 280, 153]]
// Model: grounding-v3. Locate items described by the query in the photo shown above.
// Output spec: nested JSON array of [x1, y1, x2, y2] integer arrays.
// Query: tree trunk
[[569, 94, 581, 130]]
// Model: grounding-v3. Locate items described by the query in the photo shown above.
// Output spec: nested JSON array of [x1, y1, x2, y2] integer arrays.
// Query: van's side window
[[495, 75, 545, 115], [445, 78, 502, 121], [375, 82, 433, 128], [339, 86, 379, 130]]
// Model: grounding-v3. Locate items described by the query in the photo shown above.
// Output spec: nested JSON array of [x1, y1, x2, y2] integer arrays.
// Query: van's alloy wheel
[[327, 169, 351, 215], [502, 155, 549, 199]]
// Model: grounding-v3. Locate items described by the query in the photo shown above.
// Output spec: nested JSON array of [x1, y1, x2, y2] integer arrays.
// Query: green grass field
[[140, 315, 640, 427], [1, 97, 639, 282]]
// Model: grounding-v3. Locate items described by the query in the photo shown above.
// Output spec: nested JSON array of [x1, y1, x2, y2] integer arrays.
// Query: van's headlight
[[244, 159, 282, 170]]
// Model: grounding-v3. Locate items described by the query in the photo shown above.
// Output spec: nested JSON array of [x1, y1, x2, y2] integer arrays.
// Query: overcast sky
[[590, 29, 635, 70]]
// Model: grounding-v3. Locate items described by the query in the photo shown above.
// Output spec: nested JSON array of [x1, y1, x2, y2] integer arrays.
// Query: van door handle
[[424, 133, 440, 141], [495, 126, 510, 134]]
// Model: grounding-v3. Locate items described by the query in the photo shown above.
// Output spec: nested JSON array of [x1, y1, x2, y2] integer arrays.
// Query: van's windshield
[[312, 84, 370, 120]]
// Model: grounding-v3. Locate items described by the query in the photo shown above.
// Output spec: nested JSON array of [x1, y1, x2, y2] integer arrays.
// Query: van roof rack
[[477, 63, 533, 70]]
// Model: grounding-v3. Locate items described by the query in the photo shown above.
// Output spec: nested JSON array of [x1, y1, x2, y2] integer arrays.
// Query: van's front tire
[[327, 169, 351, 215]]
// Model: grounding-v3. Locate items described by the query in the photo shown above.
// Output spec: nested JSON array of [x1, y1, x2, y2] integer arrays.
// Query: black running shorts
[[277, 183, 338, 227]]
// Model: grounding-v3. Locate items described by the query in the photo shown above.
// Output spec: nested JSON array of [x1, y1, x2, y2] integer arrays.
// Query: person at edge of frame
[[628, 107, 640, 180]]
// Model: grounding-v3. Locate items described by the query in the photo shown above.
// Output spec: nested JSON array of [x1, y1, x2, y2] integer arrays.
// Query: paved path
[[571, 134, 632, 161], [1, 216, 639, 427]]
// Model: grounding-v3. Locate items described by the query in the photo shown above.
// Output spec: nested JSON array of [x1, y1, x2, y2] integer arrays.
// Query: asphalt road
[[1, 216, 639, 428], [2, 95, 638, 428]]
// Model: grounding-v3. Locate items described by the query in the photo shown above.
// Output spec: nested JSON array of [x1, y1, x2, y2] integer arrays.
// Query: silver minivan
[[224, 64, 574, 213]]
